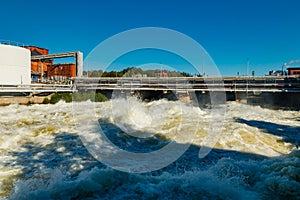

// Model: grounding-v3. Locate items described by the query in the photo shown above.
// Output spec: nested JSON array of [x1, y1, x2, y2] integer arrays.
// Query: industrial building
[[24, 46, 52, 81], [0, 44, 31, 85], [48, 63, 76, 80], [24, 46, 76, 82], [287, 67, 300, 76]]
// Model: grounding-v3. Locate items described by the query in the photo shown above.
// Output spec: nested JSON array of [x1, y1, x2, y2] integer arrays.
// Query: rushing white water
[[0, 99, 299, 199]]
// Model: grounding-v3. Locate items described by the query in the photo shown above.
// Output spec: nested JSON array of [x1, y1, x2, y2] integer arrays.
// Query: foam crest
[[0, 100, 299, 199]]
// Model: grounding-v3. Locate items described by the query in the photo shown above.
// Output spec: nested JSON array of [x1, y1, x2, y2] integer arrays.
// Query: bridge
[[73, 76, 300, 107], [1, 76, 300, 94], [73, 76, 300, 93], [1, 76, 300, 107], [0, 84, 73, 94]]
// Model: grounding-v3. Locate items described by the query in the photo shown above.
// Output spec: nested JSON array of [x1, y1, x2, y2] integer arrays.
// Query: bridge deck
[[1, 76, 300, 94], [74, 76, 300, 93], [0, 84, 73, 93]]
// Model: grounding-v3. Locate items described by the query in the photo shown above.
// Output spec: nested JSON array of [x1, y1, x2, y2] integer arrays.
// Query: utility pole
[[246, 58, 249, 77]]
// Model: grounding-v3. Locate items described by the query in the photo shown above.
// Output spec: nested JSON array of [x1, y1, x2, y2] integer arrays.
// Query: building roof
[[23, 46, 48, 51], [31, 49, 43, 56], [287, 67, 300, 70]]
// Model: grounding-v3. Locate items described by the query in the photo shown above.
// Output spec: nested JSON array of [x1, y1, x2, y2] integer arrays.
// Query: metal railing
[[0, 40, 26, 47], [74, 76, 300, 93], [1, 76, 300, 94], [0, 84, 73, 93]]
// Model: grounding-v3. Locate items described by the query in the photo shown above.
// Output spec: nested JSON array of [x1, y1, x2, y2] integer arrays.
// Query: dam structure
[[1, 42, 299, 107], [1, 75, 300, 107], [74, 76, 300, 93], [73, 76, 300, 108]]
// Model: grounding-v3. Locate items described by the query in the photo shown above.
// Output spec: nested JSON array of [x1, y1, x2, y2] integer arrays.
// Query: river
[[0, 98, 299, 199]]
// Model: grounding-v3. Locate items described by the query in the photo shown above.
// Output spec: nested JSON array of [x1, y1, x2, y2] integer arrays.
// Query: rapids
[[0, 99, 299, 199]]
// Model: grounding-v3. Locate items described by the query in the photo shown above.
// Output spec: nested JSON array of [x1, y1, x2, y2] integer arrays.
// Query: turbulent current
[[0, 98, 300, 199]]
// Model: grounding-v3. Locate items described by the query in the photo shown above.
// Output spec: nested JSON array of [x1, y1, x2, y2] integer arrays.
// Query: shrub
[[49, 93, 73, 104], [42, 98, 50, 104], [73, 92, 108, 102], [61, 93, 72, 103], [94, 93, 108, 102], [47, 92, 108, 104], [50, 93, 61, 104], [27, 100, 34, 105]]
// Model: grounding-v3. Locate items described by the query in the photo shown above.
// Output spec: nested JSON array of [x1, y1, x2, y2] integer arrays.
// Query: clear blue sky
[[1, 0, 300, 76]]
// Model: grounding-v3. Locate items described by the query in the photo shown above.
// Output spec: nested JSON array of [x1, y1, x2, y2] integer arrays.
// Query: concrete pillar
[[235, 92, 247, 104], [76, 51, 83, 77]]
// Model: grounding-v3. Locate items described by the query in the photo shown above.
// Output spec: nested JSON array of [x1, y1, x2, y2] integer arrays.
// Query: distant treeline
[[83, 67, 200, 77]]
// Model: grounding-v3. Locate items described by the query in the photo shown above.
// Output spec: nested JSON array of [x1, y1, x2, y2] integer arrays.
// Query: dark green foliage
[[47, 92, 108, 104], [42, 98, 50, 104], [72, 92, 108, 102], [50, 93, 73, 104], [180, 71, 193, 77], [27, 100, 34, 105], [50, 94, 61, 104], [61, 93, 73, 103], [72, 92, 90, 102], [94, 93, 108, 102]]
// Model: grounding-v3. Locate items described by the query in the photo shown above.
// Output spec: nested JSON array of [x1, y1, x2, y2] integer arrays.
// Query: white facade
[[0, 44, 31, 85]]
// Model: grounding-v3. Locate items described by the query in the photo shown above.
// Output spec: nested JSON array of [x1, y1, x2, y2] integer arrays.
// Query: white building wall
[[0, 44, 31, 85]]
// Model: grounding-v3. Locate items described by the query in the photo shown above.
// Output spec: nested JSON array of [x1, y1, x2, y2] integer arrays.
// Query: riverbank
[[0, 95, 53, 106], [0, 92, 108, 106]]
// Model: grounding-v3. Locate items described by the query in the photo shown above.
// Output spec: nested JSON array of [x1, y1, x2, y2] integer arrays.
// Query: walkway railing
[[0, 84, 73, 93], [74, 76, 300, 93], [1, 76, 300, 94], [0, 40, 26, 47]]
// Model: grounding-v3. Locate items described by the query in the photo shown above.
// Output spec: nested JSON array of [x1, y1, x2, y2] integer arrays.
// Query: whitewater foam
[[0, 99, 299, 199]]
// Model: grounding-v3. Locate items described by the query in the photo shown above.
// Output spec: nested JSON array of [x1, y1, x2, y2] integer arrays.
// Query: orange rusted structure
[[48, 63, 76, 78], [24, 46, 77, 81], [24, 46, 49, 55], [24, 46, 52, 76], [288, 68, 300, 76]]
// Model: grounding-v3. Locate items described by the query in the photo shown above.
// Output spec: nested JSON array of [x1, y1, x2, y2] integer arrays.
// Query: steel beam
[[31, 51, 83, 77]]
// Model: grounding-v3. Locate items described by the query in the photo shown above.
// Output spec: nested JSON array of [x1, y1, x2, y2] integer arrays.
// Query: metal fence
[[0, 40, 26, 47]]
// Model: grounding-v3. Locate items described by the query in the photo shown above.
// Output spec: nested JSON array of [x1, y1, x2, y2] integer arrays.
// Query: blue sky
[[1, 0, 300, 76]]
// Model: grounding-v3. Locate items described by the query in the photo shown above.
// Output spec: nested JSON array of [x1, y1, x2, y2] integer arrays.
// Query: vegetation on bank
[[42, 92, 108, 104]]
